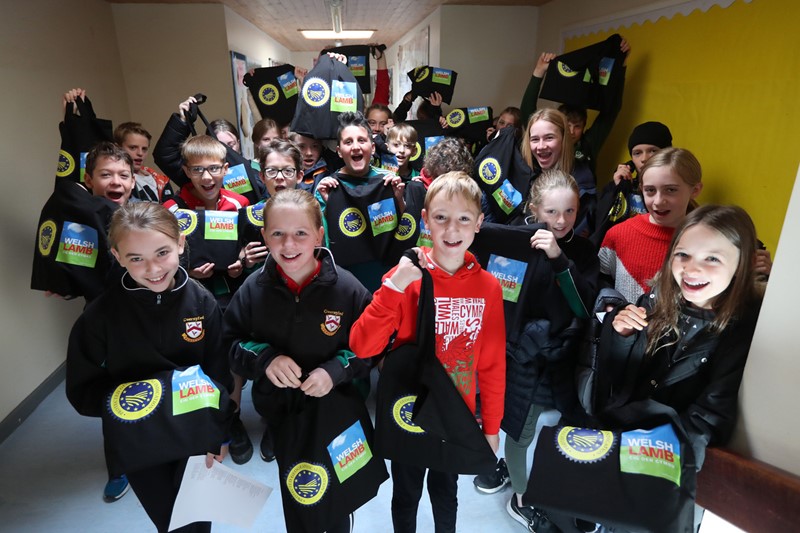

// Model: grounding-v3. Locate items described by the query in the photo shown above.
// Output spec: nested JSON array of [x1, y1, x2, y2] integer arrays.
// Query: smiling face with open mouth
[[84, 156, 134, 206], [671, 223, 739, 310], [337, 125, 374, 177], [422, 192, 483, 273], [528, 119, 563, 171], [112, 228, 185, 293], [184, 156, 227, 209], [261, 203, 325, 285], [642, 166, 703, 228]]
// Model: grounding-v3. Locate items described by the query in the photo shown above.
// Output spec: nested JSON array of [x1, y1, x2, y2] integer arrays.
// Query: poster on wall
[[396, 26, 429, 110], [230, 51, 261, 161]]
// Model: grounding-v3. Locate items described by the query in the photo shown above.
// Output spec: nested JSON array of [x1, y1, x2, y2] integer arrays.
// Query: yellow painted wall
[[566, 0, 800, 252]]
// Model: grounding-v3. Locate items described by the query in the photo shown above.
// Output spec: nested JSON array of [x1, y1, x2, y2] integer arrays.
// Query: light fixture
[[300, 30, 374, 39], [299, 0, 374, 40]]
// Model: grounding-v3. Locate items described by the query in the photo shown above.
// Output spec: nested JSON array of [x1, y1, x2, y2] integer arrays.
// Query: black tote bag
[[374, 254, 497, 475], [525, 400, 697, 533], [56, 95, 114, 184], [101, 365, 233, 477], [273, 385, 388, 533]]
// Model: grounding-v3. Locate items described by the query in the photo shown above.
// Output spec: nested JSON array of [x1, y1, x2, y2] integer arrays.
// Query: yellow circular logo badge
[[395, 213, 417, 241], [608, 192, 628, 222], [339, 207, 366, 237], [286, 462, 329, 505], [557, 61, 580, 78], [392, 395, 425, 434], [446, 109, 466, 129], [258, 83, 279, 105], [175, 209, 198, 236], [38, 220, 57, 257], [414, 67, 430, 83], [408, 141, 422, 162], [56, 150, 75, 178], [246, 203, 265, 228], [556, 426, 615, 463], [303, 77, 330, 108], [109, 379, 163, 422], [478, 158, 502, 185]]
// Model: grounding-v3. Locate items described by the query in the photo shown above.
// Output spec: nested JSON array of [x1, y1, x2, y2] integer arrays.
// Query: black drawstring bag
[[243, 64, 299, 127], [175, 209, 240, 272], [290, 55, 364, 140], [101, 365, 233, 477], [386, 180, 428, 265], [31, 178, 117, 300], [407, 65, 458, 104], [403, 119, 447, 172], [322, 45, 372, 94], [444, 106, 493, 143], [56, 96, 113, 184], [324, 180, 398, 267], [525, 400, 697, 533], [274, 385, 388, 533], [374, 252, 497, 475], [472, 126, 535, 224], [539, 34, 626, 112], [238, 200, 266, 248]]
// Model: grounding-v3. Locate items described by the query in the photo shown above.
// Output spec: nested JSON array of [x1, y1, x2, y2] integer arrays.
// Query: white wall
[[112, 2, 235, 160], [385, 7, 442, 110], [224, 5, 293, 68], [0, 0, 131, 423], [730, 165, 800, 474], [439, 5, 538, 110]]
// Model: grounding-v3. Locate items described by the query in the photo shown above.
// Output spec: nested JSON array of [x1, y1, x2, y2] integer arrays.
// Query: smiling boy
[[350, 171, 506, 532]]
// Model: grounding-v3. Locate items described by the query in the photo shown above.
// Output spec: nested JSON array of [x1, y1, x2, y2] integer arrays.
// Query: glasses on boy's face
[[186, 165, 225, 178], [263, 167, 297, 180]]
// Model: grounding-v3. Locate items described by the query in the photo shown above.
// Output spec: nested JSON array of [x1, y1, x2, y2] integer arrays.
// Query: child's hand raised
[[62, 88, 86, 114], [533, 52, 556, 77], [300, 368, 334, 398], [612, 304, 648, 336], [178, 95, 198, 123], [613, 162, 633, 185], [383, 173, 405, 207], [266, 355, 303, 388], [390, 248, 429, 291], [426, 92, 443, 107], [530, 229, 561, 259]]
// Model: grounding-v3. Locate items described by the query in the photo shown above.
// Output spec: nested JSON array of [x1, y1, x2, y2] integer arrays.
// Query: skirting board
[[0, 362, 66, 445]]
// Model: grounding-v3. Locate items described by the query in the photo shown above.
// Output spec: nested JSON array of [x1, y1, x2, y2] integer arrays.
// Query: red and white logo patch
[[182, 317, 205, 342], [320, 313, 342, 336]]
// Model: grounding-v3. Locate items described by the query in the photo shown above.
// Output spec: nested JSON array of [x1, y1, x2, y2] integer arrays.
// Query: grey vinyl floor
[[0, 377, 526, 533]]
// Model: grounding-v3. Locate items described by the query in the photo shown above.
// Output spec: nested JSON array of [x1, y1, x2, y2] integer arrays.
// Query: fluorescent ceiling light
[[300, 30, 374, 39]]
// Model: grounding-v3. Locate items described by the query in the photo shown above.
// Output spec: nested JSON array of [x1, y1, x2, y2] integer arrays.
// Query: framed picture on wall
[[230, 51, 261, 160]]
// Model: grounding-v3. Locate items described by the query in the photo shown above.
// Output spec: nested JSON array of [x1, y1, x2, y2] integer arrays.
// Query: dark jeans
[[390, 461, 458, 533]]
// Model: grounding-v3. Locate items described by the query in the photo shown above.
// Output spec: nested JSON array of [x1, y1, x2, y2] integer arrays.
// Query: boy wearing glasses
[[258, 139, 303, 197], [164, 135, 249, 212], [385, 123, 419, 182]]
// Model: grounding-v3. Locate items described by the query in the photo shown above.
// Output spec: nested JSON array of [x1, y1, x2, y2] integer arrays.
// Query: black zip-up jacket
[[602, 292, 762, 468], [66, 267, 233, 417], [223, 251, 372, 415]]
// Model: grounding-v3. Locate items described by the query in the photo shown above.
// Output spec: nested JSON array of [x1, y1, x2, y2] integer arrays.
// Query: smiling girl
[[67, 202, 232, 533], [599, 147, 703, 303], [605, 204, 764, 471], [224, 189, 380, 533]]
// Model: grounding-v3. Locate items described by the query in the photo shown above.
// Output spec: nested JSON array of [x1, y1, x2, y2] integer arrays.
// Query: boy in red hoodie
[[350, 171, 505, 533]]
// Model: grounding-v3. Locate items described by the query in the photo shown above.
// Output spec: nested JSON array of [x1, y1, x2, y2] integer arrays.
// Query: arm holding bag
[[374, 252, 497, 474]]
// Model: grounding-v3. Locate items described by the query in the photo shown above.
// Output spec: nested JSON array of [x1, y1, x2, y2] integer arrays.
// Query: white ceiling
[[109, 0, 551, 51]]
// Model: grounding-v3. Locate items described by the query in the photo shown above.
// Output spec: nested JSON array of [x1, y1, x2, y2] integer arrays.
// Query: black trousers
[[390, 461, 458, 533], [126, 458, 211, 533]]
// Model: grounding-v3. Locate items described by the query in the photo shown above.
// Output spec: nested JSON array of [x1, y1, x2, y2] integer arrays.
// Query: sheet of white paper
[[169, 455, 272, 531]]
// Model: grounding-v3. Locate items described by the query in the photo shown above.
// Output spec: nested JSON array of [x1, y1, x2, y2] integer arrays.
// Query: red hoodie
[[350, 248, 506, 435]]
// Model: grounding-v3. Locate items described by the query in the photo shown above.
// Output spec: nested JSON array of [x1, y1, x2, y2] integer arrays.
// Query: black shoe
[[259, 425, 275, 462], [473, 458, 510, 494], [507, 495, 559, 532], [229, 414, 253, 465]]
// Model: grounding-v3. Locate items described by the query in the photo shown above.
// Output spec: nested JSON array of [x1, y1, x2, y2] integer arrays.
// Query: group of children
[[48, 34, 774, 533]]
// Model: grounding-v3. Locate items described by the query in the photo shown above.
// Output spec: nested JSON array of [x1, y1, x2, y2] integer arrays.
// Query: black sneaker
[[229, 414, 254, 465], [506, 495, 559, 532], [473, 458, 510, 494], [259, 425, 275, 462]]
